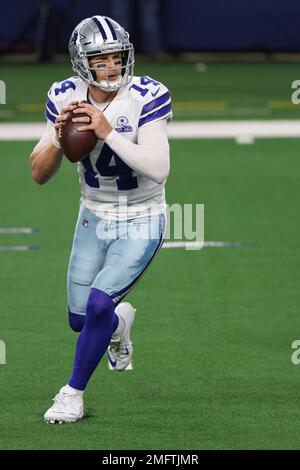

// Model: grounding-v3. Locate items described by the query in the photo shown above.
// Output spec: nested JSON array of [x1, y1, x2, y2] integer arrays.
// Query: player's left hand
[[72, 102, 113, 140]]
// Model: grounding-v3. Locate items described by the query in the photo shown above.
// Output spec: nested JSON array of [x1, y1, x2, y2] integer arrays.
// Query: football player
[[29, 15, 172, 423]]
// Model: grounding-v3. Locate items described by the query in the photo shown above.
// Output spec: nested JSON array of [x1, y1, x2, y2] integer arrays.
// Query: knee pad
[[86, 288, 115, 325], [68, 310, 85, 332]]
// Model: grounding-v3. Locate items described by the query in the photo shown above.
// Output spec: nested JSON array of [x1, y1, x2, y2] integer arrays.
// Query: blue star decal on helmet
[[70, 30, 78, 46], [70, 30, 86, 46]]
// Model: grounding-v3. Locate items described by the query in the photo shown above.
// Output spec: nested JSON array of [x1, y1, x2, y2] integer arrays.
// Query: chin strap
[[96, 77, 122, 91]]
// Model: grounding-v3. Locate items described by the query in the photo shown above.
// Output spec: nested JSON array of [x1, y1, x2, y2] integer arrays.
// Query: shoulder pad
[[45, 76, 80, 124], [129, 76, 172, 127]]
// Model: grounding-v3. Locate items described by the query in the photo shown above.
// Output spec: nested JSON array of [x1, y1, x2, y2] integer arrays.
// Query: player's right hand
[[55, 101, 78, 137]]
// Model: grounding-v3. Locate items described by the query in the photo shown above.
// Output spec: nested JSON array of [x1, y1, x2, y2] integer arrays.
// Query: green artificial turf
[[0, 137, 300, 449]]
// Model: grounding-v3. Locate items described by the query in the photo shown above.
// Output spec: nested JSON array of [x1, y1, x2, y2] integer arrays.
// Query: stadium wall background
[[0, 0, 299, 53]]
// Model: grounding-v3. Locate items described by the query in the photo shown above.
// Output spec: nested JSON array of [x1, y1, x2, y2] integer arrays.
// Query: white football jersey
[[45, 75, 172, 220]]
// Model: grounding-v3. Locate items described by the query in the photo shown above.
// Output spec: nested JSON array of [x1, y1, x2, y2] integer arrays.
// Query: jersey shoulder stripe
[[46, 97, 59, 115], [138, 102, 172, 127], [140, 91, 171, 116], [45, 107, 56, 124]]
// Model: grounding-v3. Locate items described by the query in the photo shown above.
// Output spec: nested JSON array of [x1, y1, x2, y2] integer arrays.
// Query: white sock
[[64, 384, 84, 396]]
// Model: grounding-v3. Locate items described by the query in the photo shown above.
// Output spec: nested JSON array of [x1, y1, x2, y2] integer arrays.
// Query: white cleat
[[108, 302, 136, 371], [44, 385, 84, 424], [108, 360, 133, 371]]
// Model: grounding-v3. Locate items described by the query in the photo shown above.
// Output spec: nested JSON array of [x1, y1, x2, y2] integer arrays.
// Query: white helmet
[[69, 15, 134, 91]]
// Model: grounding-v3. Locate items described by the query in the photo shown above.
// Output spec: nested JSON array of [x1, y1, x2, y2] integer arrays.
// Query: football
[[58, 107, 97, 162]]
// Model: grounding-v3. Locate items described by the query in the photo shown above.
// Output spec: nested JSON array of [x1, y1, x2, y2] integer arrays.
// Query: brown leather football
[[58, 109, 97, 163]]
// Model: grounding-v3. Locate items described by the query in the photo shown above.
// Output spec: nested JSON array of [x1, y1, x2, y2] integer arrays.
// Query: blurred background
[[1, 0, 300, 122], [2, 0, 300, 57], [1, 0, 300, 452]]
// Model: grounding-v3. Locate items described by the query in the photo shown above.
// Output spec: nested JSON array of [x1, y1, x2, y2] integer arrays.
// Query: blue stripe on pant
[[67, 204, 166, 316]]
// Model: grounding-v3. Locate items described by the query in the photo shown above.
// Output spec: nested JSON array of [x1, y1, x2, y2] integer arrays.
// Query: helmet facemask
[[85, 48, 134, 91]]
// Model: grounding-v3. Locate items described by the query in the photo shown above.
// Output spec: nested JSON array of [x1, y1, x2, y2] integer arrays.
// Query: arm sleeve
[[32, 121, 61, 153], [104, 119, 170, 184], [138, 90, 172, 128]]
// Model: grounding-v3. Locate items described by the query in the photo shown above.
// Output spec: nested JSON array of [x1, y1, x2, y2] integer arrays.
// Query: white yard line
[[0, 227, 37, 234], [0, 246, 37, 251], [167, 120, 300, 139], [162, 241, 255, 249], [0, 120, 300, 141]]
